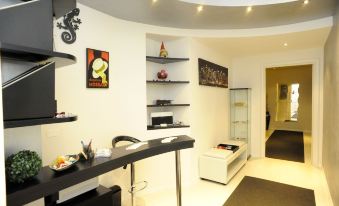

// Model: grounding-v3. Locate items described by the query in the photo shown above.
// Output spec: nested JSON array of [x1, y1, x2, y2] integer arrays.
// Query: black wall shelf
[[147, 125, 190, 130], [147, 104, 190, 107], [4, 115, 78, 129], [147, 80, 190, 84], [146, 56, 189, 64], [0, 42, 76, 68], [6, 136, 194, 206]]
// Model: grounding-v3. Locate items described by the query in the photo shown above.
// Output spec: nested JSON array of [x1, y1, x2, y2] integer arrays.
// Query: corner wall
[[323, 3, 339, 205]]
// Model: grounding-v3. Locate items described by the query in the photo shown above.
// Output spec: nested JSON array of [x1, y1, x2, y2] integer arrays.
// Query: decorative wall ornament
[[86, 48, 109, 88], [56, 8, 82, 44], [157, 69, 168, 80], [159, 42, 168, 58], [198, 58, 228, 88]]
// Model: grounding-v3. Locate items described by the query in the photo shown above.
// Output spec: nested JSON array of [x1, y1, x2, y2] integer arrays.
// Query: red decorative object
[[157, 69, 168, 80]]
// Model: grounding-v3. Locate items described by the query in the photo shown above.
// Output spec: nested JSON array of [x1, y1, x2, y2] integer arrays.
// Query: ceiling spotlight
[[247, 6, 252, 13], [303, 0, 309, 5], [197, 5, 203, 12], [283, 43, 288, 47], [152, 0, 157, 3]]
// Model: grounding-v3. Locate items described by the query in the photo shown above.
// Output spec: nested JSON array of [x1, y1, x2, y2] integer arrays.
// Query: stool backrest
[[112, 136, 141, 148]]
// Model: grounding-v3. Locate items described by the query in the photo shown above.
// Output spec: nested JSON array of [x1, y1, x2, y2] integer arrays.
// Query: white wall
[[231, 48, 323, 166], [323, 3, 339, 205], [41, 3, 231, 204], [45, 4, 147, 204], [266, 65, 312, 132], [4, 126, 42, 158], [189, 38, 230, 177]]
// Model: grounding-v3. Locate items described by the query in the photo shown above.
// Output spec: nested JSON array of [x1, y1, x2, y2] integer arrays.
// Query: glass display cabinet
[[230, 88, 251, 156]]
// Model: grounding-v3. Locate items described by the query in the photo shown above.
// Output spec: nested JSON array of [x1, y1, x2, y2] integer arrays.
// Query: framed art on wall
[[198, 58, 228, 88], [279, 84, 288, 100], [86, 48, 109, 88]]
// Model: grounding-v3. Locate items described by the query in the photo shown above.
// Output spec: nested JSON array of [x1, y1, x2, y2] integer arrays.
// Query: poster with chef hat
[[86, 48, 109, 88]]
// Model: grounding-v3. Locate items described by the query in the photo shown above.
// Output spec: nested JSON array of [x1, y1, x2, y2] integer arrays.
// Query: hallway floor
[[266, 130, 311, 164], [138, 157, 333, 206]]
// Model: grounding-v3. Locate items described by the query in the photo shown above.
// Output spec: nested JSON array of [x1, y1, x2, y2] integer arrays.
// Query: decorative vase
[[157, 69, 168, 80], [159, 42, 168, 58]]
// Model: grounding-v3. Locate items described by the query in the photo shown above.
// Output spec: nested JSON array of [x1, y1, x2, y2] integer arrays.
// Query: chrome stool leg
[[131, 163, 135, 206], [112, 136, 147, 206], [175, 150, 182, 206]]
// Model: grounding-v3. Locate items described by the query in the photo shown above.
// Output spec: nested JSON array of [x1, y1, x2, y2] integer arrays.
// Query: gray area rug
[[266, 130, 304, 163], [224, 176, 316, 206]]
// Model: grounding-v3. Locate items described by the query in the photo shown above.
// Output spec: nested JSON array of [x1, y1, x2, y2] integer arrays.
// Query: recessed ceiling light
[[246, 6, 252, 13], [152, 0, 157, 2], [303, 0, 309, 4], [181, 0, 299, 7], [197, 5, 203, 12], [283, 43, 288, 47]]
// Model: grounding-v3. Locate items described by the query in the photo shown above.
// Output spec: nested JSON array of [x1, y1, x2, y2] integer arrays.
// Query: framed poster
[[279, 84, 288, 100], [198, 58, 228, 88], [86, 48, 109, 88]]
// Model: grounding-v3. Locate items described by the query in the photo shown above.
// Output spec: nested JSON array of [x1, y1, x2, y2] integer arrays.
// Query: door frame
[[261, 58, 323, 167]]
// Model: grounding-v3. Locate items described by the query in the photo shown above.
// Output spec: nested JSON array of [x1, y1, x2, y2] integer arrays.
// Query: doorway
[[265, 65, 312, 164]]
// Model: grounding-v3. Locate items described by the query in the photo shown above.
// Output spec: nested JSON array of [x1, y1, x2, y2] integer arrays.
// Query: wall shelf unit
[[146, 35, 191, 136], [147, 125, 190, 130], [146, 56, 189, 64], [4, 115, 78, 129], [0, 42, 76, 68], [146, 80, 190, 84], [147, 104, 190, 107]]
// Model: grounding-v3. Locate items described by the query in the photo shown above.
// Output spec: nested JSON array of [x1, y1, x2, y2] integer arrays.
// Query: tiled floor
[[137, 157, 333, 206], [137, 131, 332, 206]]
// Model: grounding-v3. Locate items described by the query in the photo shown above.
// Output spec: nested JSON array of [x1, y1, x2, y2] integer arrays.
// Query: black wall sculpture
[[56, 8, 82, 44]]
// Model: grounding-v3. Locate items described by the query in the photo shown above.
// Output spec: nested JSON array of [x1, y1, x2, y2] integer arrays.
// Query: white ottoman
[[199, 141, 247, 184]]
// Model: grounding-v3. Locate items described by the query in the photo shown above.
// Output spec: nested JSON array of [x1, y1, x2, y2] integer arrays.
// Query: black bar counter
[[6, 135, 195, 206]]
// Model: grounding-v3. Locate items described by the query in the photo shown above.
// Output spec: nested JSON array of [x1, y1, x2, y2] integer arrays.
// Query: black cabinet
[[1, 42, 77, 128], [57, 185, 120, 206], [3, 62, 56, 120]]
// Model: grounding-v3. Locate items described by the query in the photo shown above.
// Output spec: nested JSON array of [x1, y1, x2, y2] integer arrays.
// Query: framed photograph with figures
[[198, 58, 228, 88]]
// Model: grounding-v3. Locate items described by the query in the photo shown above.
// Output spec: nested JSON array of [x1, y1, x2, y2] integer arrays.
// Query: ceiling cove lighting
[[197, 5, 203, 12], [180, 0, 298, 7]]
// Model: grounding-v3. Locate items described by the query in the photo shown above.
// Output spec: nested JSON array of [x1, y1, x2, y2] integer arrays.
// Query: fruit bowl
[[49, 155, 79, 172]]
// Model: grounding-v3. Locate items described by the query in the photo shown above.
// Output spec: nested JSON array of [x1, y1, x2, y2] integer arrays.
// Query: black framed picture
[[198, 58, 228, 88], [86, 48, 109, 88]]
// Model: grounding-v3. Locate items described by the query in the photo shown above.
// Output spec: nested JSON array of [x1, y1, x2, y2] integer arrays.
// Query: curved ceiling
[[180, 0, 298, 7], [79, 0, 336, 29]]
